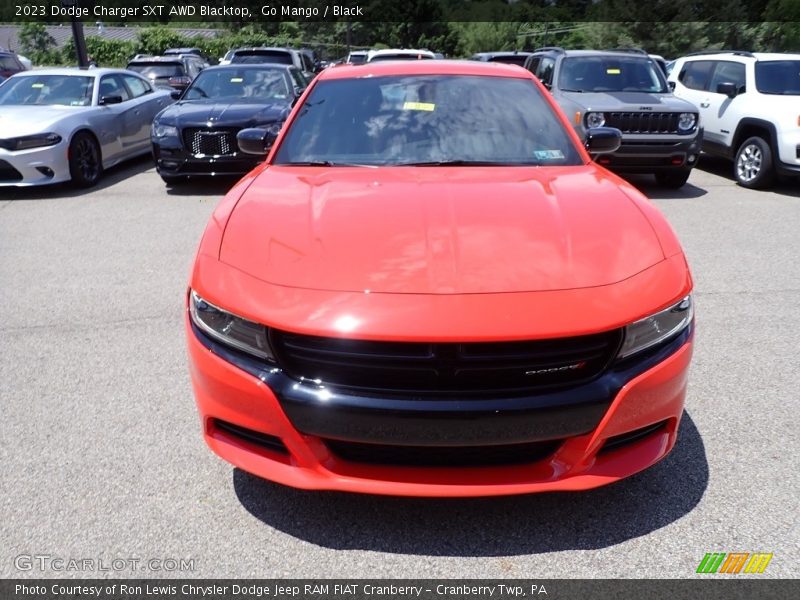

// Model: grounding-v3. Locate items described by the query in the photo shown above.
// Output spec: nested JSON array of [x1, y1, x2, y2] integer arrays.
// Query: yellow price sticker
[[31, 83, 44, 88], [607, 68, 621, 75], [230, 77, 244, 83], [403, 101, 435, 111]]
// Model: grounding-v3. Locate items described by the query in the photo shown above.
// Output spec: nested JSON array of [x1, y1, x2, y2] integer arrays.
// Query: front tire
[[735, 136, 775, 189], [68, 132, 102, 188], [655, 168, 692, 189]]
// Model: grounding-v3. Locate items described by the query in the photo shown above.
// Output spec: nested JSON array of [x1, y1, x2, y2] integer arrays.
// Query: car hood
[[562, 91, 695, 111], [220, 165, 666, 294], [0, 105, 86, 136], [160, 99, 290, 127]]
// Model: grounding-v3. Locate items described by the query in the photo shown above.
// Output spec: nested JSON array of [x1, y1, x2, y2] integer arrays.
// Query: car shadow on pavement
[[233, 410, 708, 556], [695, 154, 800, 198], [0, 154, 154, 201], [164, 176, 241, 196], [622, 174, 708, 200]]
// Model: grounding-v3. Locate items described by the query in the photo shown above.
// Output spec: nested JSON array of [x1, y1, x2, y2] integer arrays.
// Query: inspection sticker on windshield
[[31, 83, 44, 89], [533, 150, 565, 161], [607, 68, 621, 75], [230, 77, 243, 83], [403, 101, 436, 111]]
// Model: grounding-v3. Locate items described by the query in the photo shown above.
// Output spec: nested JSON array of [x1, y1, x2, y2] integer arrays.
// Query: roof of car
[[367, 49, 436, 59], [472, 51, 533, 58], [231, 47, 294, 54], [127, 56, 186, 64], [200, 63, 294, 72], [320, 59, 534, 80], [10, 67, 122, 77], [541, 49, 656, 59]]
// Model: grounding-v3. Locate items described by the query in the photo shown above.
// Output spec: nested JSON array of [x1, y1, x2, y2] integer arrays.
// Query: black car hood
[[161, 99, 291, 127]]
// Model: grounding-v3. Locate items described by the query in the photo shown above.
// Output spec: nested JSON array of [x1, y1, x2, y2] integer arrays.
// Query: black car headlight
[[618, 295, 693, 359], [585, 112, 606, 128], [677, 113, 697, 132], [2, 132, 62, 151], [151, 122, 179, 139], [189, 290, 275, 361]]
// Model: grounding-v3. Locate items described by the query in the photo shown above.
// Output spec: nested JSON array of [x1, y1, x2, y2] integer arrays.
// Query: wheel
[[655, 168, 692, 189], [68, 132, 102, 187], [734, 136, 775, 189], [160, 174, 188, 186]]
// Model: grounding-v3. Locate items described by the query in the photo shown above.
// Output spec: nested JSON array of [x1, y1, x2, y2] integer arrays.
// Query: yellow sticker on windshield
[[230, 77, 243, 83], [403, 101, 435, 111], [31, 83, 44, 88], [607, 68, 621, 75]]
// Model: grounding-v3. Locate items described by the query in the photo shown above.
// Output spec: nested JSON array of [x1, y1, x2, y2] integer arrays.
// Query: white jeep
[[668, 51, 800, 189]]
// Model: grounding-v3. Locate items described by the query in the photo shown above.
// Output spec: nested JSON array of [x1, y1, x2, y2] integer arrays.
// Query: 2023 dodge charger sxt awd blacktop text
[[186, 60, 694, 497]]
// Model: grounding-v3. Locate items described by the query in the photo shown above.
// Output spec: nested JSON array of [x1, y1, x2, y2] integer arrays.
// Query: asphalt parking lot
[[0, 156, 798, 579]]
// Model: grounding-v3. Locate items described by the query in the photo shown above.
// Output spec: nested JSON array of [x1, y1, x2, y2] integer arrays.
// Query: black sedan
[[150, 64, 304, 184]]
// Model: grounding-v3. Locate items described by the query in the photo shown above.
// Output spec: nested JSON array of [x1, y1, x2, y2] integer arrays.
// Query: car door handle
[[699, 101, 710, 108]]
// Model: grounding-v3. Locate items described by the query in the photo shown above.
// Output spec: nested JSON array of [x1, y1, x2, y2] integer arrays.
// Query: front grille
[[325, 438, 562, 467], [270, 329, 623, 396], [182, 128, 238, 156], [0, 159, 23, 181], [604, 112, 681, 134]]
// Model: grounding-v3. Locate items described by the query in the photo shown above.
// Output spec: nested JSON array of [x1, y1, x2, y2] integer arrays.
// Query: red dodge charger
[[186, 60, 694, 496]]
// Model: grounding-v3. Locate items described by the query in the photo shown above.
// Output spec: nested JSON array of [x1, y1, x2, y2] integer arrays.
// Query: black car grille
[[270, 329, 623, 396], [0, 159, 23, 181], [604, 112, 682, 134], [325, 438, 562, 467], [182, 128, 238, 156]]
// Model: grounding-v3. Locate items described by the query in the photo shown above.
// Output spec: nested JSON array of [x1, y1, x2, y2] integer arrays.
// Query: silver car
[[0, 68, 173, 187]]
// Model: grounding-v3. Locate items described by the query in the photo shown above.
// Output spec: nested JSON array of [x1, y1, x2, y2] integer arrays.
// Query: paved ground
[[0, 156, 797, 579]]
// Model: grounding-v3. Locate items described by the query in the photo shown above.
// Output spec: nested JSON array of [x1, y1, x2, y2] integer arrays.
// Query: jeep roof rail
[[685, 49, 756, 58], [605, 47, 649, 55], [533, 46, 565, 54]]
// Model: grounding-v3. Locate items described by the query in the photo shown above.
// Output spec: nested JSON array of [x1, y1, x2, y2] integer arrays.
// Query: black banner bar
[[1, 579, 798, 600]]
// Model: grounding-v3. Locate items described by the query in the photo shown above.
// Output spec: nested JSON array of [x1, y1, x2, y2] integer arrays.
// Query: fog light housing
[[35, 166, 55, 178]]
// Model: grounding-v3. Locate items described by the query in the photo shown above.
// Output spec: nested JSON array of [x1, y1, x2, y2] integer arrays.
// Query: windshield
[[128, 63, 183, 79], [183, 68, 291, 101], [273, 75, 582, 166], [558, 56, 668, 93], [348, 54, 367, 65], [755, 60, 800, 95], [0, 75, 93, 106], [231, 51, 293, 65]]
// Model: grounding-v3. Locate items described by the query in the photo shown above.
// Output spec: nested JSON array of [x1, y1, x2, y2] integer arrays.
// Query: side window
[[526, 57, 541, 75], [98, 75, 131, 102], [709, 61, 746, 94], [678, 60, 714, 91], [289, 68, 307, 90], [536, 58, 555, 88], [122, 75, 150, 98]]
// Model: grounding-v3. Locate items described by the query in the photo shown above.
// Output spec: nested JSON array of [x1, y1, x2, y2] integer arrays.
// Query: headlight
[[151, 123, 178, 139], [618, 295, 693, 359], [585, 112, 606, 128], [189, 290, 275, 361], [3, 132, 62, 151], [677, 113, 697, 132]]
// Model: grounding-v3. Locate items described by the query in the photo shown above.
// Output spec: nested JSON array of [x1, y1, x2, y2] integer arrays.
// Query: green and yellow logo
[[697, 552, 773, 574]]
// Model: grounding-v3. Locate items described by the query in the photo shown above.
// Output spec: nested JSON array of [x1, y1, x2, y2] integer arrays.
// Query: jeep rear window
[[274, 74, 583, 167], [755, 61, 800, 95], [231, 51, 293, 65], [558, 56, 668, 93]]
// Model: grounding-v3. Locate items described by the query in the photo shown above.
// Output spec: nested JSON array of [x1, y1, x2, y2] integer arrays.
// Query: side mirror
[[99, 95, 123, 105], [585, 127, 622, 154], [237, 127, 279, 155], [291, 92, 305, 107], [668, 81, 676, 91], [716, 81, 738, 98], [170, 89, 182, 100]]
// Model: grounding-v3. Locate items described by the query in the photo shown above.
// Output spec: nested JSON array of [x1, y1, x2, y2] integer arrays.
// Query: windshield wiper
[[394, 160, 538, 166], [280, 160, 338, 166], [560, 88, 584, 93]]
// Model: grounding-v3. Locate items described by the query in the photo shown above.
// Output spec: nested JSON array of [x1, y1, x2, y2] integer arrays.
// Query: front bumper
[[152, 141, 261, 178], [187, 311, 694, 497], [0, 142, 71, 187], [596, 130, 703, 173]]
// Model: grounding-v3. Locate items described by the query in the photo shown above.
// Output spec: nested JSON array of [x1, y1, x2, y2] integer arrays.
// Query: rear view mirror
[[170, 89, 182, 100], [237, 128, 279, 155], [585, 127, 622, 154], [668, 81, 676, 91]]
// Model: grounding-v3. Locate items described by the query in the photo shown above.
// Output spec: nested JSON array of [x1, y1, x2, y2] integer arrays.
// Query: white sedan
[[0, 68, 173, 187]]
